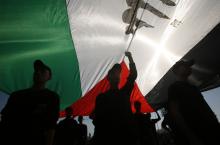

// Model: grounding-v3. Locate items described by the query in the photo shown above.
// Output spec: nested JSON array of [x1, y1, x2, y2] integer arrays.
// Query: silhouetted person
[[159, 112, 174, 145], [146, 112, 161, 145], [161, 111, 172, 133], [94, 51, 138, 145], [77, 116, 88, 145], [160, 109, 175, 145], [134, 100, 161, 145], [0, 60, 60, 145], [168, 59, 220, 145], [134, 101, 150, 145], [55, 107, 78, 145]]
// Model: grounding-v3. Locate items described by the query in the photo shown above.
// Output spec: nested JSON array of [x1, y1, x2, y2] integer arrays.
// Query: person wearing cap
[[167, 59, 220, 145], [94, 51, 138, 145], [1, 60, 60, 145]]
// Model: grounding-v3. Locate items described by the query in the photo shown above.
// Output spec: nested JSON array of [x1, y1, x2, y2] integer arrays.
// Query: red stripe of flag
[[60, 61, 154, 117]]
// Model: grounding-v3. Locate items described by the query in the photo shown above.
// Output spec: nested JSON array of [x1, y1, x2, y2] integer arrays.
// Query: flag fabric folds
[[1, 0, 220, 116]]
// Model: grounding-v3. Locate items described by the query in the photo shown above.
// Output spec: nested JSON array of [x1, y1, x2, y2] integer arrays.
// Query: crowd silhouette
[[0, 54, 220, 145]]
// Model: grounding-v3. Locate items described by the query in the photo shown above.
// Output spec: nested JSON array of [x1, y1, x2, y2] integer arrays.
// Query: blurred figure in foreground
[[168, 59, 220, 145]]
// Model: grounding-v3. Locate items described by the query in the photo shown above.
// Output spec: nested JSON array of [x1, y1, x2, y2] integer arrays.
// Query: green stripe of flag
[[0, 0, 82, 110]]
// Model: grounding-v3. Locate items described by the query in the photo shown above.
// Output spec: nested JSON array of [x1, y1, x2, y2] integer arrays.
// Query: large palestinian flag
[[0, 0, 219, 116]]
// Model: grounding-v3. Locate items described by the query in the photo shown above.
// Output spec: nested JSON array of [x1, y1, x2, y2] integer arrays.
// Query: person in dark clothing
[[55, 107, 78, 145], [77, 116, 88, 145], [94, 51, 138, 145], [134, 101, 161, 145], [161, 109, 175, 145], [161, 108, 172, 133], [145, 111, 160, 145], [134, 101, 149, 145], [168, 59, 220, 145], [0, 60, 60, 145]]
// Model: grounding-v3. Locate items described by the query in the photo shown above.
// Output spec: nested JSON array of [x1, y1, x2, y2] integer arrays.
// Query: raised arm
[[125, 51, 137, 81], [151, 111, 161, 123], [122, 52, 137, 93]]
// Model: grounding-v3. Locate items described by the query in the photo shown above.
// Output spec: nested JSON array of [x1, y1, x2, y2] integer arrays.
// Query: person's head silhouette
[[134, 101, 141, 113], [65, 107, 73, 118], [172, 59, 194, 80], [107, 63, 122, 89], [146, 113, 151, 119], [33, 60, 51, 87], [78, 116, 83, 124]]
